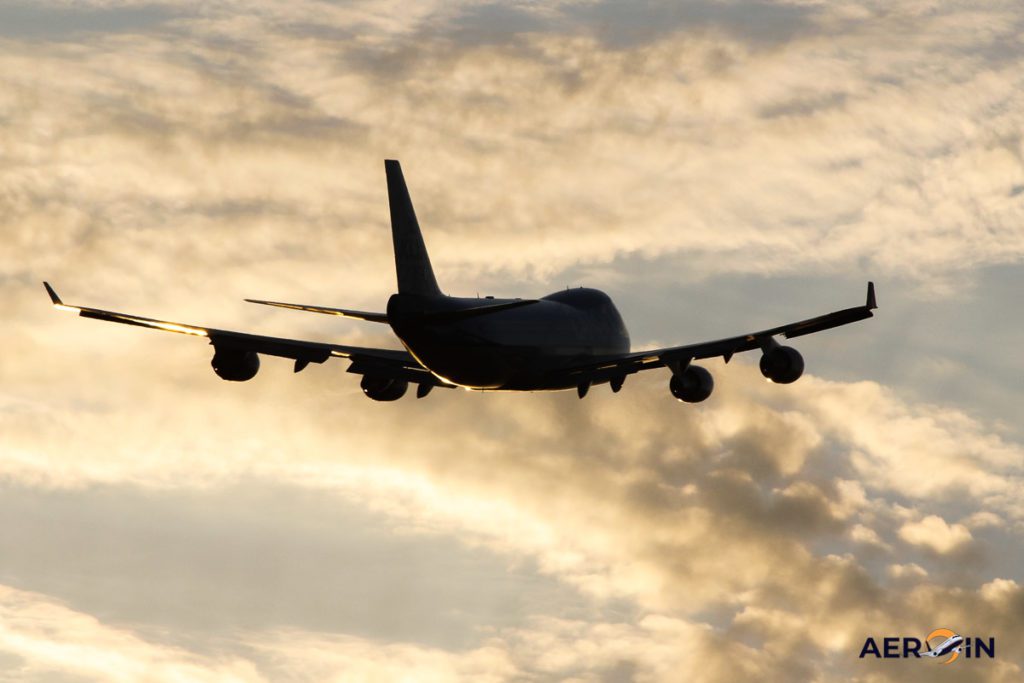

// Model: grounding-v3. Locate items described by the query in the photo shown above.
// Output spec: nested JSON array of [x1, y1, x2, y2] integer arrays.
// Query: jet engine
[[759, 345, 804, 384], [211, 347, 260, 381], [360, 375, 409, 401], [669, 365, 714, 403]]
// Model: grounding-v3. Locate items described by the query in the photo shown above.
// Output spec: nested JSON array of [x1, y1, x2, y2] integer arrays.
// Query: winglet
[[44, 281, 62, 305], [866, 281, 877, 310], [43, 282, 79, 312]]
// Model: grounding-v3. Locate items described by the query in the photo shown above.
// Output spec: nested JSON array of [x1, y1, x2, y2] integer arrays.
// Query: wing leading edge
[[43, 283, 446, 387], [563, 282, 877, 384]]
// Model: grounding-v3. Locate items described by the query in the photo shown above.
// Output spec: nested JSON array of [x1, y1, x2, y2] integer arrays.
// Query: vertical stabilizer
[[385, 160, 442, 296]]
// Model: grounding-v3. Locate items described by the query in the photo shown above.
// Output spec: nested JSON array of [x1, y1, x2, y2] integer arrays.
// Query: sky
[[2, 0, 1023, 681]]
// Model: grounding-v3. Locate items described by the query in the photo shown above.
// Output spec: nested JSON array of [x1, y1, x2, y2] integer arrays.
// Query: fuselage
[[387, 287, 630, 390], [927, 636, 964, 657]]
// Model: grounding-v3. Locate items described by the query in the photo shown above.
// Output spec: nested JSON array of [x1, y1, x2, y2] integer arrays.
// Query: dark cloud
[[758, 91, 849, 120], [403, 0, 821, 51], [563, 0, 819, 48], [438, 3, 551, 48], [0, 2, 182, 40]]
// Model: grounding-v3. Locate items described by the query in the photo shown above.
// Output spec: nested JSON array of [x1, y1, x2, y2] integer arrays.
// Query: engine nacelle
[[669, 365, 714, 403], [211, 347, 260, 382], [759, 345, 804, 384], [360, 375, 408, 401]]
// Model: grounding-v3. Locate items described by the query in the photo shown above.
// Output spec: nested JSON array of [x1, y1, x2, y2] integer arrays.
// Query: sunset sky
[[2, 0, 1024, 681]]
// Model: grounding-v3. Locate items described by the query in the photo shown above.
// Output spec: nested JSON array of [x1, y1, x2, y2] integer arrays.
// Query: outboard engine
[[211, 347, 260, 381], [669, 365, 714, 403], [360, 375, 408, 401], [759, 345, 804, 384]]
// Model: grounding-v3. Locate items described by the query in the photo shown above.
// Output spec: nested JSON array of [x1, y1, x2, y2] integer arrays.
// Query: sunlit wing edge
[[43, 282, 447, 386]]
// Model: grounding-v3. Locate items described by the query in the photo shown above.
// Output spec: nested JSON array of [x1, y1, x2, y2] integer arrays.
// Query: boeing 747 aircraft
[[45, 160, 876, 402]]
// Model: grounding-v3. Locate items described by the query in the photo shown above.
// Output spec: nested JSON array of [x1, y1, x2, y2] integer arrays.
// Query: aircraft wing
[[563, 282, 877, 384], [43, 283, 447, 387]]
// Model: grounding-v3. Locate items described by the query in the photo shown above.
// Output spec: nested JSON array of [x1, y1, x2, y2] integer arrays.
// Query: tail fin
[[385, 160, 442, 296]]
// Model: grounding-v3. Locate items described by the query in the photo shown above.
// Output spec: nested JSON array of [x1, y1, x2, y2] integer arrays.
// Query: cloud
[[0, 584, 810, 682], [888, 563, 927, 580], [2, 0, 1023, 305], [0, 481, 591, 649], [3, 1, 1024, 681], [0, 1, 183, 40], [899, 515, 974, 554], [980, 578, 1019, 604], [850, 523, 889, 549], [0, 585, 260, 683], [4, 345, 1024, 678], [0, 583, 525, 683]]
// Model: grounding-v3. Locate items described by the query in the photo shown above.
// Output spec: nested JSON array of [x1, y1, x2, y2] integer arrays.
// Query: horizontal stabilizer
[[245, 298, 389, 323], [421, 299, 538, 324]]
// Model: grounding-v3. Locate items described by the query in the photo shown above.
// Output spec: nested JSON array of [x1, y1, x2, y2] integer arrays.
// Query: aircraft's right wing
[[561, 282, 877, 385]]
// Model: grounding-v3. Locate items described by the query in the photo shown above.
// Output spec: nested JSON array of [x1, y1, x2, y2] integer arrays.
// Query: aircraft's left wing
[[561, 282, 877, 385], [43, 283, 447, 388]]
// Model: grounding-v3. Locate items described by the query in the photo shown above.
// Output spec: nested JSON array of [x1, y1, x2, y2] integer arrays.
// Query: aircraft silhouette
[[45, 160, 876, 402]]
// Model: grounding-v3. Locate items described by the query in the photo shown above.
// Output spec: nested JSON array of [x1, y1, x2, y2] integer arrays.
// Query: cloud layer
[[2, 0, 1024, 681]]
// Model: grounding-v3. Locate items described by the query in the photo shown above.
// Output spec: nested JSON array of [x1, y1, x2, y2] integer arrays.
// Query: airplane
[[44, 159, 877, 403], [922, 633, 964, 659]]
